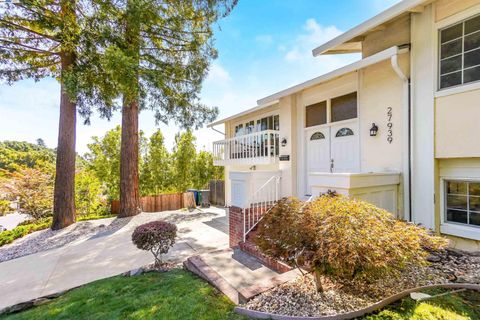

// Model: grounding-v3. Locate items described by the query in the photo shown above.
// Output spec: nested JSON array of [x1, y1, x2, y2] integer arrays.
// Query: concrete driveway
[[0, 207, 229, 310]]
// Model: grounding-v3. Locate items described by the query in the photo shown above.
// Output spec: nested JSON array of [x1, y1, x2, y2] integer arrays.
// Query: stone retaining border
[[234, 283, 480, 320]]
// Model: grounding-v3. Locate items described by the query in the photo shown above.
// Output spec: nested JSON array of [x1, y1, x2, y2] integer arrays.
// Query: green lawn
[[2, 271, 478, 320], [0, 269, 245, 320], [363, 288, 480, 320]]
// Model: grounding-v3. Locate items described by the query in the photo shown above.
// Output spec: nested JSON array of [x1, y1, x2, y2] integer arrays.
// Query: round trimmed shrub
[[255, 194, 448, 291], [132, 220, 177, 266]]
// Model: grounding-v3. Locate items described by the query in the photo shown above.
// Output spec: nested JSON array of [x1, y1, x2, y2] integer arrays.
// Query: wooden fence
[[209, 180, 225, 206], [111, 192, 196, 215]]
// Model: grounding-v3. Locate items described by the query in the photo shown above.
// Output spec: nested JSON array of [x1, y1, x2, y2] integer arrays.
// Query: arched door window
[[335, 128, 354, 137], [310, 132, 325, 140]]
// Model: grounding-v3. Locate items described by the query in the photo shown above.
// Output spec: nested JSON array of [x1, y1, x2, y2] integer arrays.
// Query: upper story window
[[305, 92, 358, 128], [439, 15, 480, 89], [331, 92, 357, 122], [234, 115, 279, 137], [306, 101, 327, 127]]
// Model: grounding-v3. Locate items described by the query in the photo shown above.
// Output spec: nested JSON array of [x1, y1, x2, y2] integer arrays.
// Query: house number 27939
[[387, 107, 393, 144]]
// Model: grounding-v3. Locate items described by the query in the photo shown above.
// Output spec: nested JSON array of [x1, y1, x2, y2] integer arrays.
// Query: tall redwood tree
[[94, 0, 236, 217], [0, 1, 111, 229]]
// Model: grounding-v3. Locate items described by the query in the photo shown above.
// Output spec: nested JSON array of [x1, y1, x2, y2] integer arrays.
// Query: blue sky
[[0, 0, 400, 154]]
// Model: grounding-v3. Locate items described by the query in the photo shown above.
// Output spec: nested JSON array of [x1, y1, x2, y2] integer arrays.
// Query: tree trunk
[[119, 99, 140, 217], [313, 268, 324, 292], [119, 0, 141, 218], [52, 55, 77, 230]]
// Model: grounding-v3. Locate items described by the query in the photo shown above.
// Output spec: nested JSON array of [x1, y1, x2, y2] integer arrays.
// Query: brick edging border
[[234, 283, 480, 320], [239, 241, 293, 274]]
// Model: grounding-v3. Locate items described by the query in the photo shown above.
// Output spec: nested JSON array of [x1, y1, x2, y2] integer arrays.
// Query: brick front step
[[239, 241, 293, 274], [184, 255, 241, 304], [184, 250, 301, 305]]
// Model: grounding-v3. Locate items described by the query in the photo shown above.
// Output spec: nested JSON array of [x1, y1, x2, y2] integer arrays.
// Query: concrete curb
[[234, 283, 480, 320]]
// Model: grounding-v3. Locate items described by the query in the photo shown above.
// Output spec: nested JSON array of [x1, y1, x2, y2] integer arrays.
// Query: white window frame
[[231, 110, 280, 137], [440, 177, 480, 241], [435, 5, 480, 97]]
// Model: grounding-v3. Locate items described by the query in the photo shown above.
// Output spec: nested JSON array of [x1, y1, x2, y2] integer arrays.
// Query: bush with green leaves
[[0, 199, 12, 216], [255, 195, 448, 291], [75, 169, 109, 216], [0, 168, 53, 220], [132, 221, 177, 266], [0, 219, 51, 247]]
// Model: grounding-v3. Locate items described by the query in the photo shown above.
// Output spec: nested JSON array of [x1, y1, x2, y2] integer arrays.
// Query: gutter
[[390, 45, 412, 221]]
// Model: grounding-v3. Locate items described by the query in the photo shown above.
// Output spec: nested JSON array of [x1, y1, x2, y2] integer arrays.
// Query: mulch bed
[[244, 249, 480, 317]]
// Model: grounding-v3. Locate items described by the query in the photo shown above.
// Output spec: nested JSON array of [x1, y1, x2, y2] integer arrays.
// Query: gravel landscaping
[[0, 209, 218, 263], [244, 248, 480, 317]]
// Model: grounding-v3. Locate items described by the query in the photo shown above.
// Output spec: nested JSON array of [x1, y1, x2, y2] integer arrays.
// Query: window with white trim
[[444, 180, 480, 227], [439, 14, 480, 89], [234, 115, 279, 137]]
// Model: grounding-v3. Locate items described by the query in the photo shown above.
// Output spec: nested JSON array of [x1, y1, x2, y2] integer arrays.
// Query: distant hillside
[[0, 141, 56, 172]]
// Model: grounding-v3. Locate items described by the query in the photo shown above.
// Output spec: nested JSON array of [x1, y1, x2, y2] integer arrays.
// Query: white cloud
[[205, 62, 231, 86], [284, 18, 342, 62]]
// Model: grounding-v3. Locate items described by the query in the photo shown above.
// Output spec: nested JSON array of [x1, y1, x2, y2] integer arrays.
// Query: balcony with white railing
[[213, 130, 280, 166]]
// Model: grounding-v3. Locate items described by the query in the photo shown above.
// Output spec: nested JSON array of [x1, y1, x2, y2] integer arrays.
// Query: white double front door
[[306, 119, 360, 179]]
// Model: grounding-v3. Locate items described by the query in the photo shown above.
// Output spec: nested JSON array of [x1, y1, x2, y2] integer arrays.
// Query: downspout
[[391, 47, 412, 222]]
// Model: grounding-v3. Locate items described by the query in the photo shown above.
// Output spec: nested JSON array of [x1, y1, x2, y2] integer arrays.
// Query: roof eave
[[312, 0, 428, 57]]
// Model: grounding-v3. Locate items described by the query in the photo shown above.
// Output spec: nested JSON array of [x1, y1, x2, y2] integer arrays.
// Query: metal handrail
[[243, 175, 281, 242]]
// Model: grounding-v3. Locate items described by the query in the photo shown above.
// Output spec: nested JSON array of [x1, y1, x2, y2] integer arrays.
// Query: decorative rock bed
[[241, 249, 480, 318]]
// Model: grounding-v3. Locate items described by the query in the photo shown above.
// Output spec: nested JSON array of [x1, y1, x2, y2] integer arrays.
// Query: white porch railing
[[213, 130, 280, 166], [243, 175, 281, 242]]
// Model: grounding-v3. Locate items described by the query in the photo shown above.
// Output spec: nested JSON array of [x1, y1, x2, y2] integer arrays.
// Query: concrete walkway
[[0, 207, 229, 310]]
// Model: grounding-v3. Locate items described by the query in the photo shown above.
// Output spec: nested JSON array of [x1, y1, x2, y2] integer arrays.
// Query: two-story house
[[209, 0, 480, 251]]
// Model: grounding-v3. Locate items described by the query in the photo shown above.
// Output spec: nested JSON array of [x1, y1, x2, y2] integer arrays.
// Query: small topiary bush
[[255, 194, 448, 291], [132, 220, 177, 266]]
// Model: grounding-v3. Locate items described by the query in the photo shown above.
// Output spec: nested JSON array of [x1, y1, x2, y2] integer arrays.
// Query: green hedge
[[0, 219, 51, 247]]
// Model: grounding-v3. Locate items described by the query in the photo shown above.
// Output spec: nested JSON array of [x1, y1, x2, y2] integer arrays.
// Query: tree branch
[[0, 39, 57, 55], [0, 19, 60, 42]]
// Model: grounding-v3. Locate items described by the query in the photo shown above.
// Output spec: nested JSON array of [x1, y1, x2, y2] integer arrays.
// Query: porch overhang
[[311, 0, 430, 56]]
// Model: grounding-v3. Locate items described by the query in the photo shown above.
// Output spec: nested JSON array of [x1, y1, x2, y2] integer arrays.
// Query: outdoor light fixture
[[370, 123, 378, 136], [281, 138, 287, 147]]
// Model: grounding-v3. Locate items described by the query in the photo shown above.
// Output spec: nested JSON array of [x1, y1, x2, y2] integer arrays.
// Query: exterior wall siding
[[431, 0, 480, 250], [436, 89, 480, 157], [435, 0, 480, 21]]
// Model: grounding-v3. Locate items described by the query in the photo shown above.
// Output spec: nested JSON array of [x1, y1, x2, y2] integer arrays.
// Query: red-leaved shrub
[[132, 220, 177, 266]]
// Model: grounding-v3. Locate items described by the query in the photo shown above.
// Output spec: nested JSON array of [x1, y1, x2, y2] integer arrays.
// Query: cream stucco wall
[[358, 58, 408, 173], [436, 89, 480, 158]]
